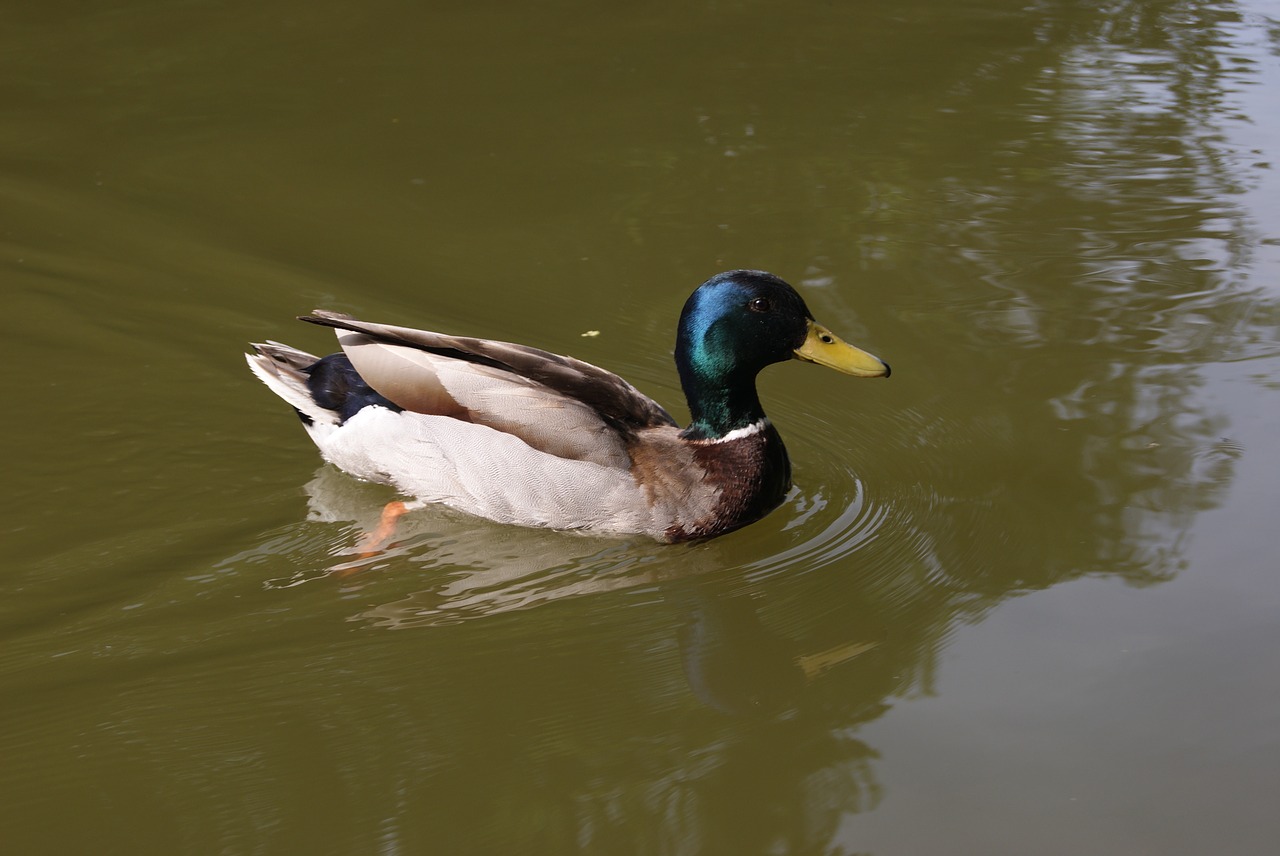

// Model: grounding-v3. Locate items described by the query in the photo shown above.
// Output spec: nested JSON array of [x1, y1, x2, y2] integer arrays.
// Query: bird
[[246, 269, 889, 544]]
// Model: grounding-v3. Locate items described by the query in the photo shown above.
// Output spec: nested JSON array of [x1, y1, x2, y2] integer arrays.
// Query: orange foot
[[352, 499, 423, 556]]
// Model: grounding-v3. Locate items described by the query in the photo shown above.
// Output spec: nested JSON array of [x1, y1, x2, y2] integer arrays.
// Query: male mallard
[[246, 270, 889, 543]]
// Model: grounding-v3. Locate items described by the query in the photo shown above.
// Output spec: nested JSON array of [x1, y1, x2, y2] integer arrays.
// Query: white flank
[[312, 407, 671, 537]]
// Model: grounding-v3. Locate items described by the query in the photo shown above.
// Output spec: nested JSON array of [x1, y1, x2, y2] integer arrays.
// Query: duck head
[[675, 270, 889, 439]]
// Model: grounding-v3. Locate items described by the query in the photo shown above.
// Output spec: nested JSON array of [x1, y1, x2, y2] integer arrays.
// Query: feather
[[300, 311, 678, 432], [245, 342, 337, 427], [335, 332, 633, 469]]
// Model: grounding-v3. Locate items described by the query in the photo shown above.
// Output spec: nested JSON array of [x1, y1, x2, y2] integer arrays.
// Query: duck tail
[[245, 341, 340, 427]]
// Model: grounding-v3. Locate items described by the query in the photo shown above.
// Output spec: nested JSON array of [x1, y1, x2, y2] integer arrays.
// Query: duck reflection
[[281, 465, 894, 849], [297, 468, 884, 715], [672, 578, 881, 717], [282, 464, 889, 715], [281, 466, 672, 612]]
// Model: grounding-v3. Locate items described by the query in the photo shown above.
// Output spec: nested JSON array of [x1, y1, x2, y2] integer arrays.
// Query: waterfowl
[[246, 270, 889, 543]]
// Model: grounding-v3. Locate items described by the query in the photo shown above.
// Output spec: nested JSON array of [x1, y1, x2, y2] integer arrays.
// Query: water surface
[[3, 1, 1279, 853]]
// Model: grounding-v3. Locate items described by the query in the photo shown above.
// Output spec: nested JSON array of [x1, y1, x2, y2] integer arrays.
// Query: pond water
[[3, 1, 1279, 853]]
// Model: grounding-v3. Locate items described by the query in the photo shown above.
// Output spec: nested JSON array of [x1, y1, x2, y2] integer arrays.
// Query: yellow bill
[[793, 320, 891, 378]]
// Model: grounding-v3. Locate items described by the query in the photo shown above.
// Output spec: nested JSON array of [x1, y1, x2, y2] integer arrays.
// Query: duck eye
[[748, 297, 771, 313]]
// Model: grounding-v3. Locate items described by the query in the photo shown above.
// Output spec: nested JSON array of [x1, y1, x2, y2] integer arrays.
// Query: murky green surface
[[4, 1, 1280, 853]]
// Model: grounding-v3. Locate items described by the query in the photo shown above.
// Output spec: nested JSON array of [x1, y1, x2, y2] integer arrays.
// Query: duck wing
[[300, 310, 677, 470]]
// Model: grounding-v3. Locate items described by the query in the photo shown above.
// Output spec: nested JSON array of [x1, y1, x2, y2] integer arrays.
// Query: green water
[[3, 1, 1279, 853]]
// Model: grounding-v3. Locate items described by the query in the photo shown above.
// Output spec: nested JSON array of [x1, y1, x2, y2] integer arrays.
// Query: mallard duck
[[246, 270, 889, 543]]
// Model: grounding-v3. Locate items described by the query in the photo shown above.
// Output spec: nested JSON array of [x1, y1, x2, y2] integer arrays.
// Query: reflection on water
[[222, 463, 900, 848], [235, 461, 886, 626]]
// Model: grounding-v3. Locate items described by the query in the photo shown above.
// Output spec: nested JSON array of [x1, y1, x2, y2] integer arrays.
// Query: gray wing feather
[[302, 311, 676, 430], [300, 312, 677, 470]]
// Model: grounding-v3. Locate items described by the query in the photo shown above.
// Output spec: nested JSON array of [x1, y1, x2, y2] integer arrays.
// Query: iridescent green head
[[675, 270, 889, 439]]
